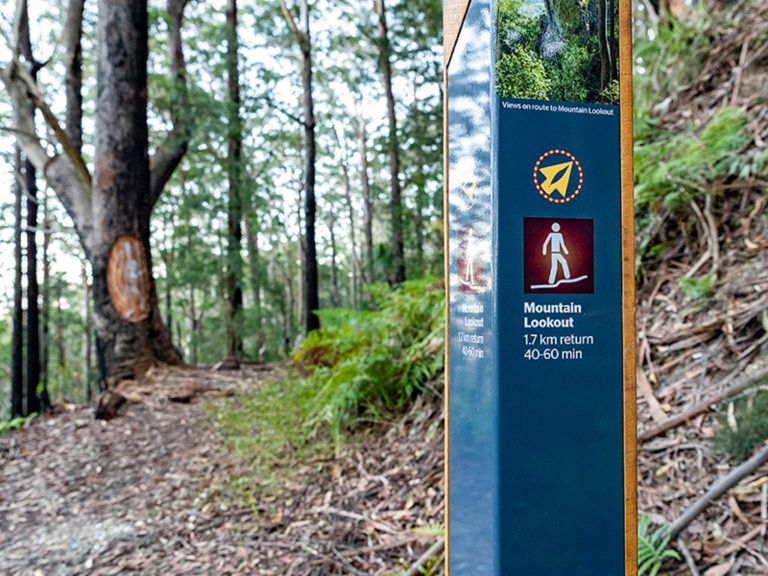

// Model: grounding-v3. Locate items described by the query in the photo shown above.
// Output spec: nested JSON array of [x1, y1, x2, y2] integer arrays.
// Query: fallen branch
[[401, 538, 445, 576], [667, 444, 768, 538], [639, 363, 768, 442]]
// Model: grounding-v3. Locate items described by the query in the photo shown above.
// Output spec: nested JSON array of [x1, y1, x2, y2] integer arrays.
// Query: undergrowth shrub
[[635, 107, 753, 209], [294, 278, 445, 449], [715, 387, 768, 461]]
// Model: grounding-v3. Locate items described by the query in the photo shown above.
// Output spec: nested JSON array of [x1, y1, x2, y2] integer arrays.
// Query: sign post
[[444, 1, 637, 574]]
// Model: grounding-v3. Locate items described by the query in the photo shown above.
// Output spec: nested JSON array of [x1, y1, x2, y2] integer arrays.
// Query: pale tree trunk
[[243, 211, 264, 336], [56, 284, 66, 371], [281, 0, 320, 333], [241, 160, 268, 340], [329, 216, 340, 307], [2, 0, 191, 384], [225, 0, 244, 363], [374, 0, 405, 285], [11, 147, 24, 419], [82, 260, 93, 402], [358, 115, 375, 285], [411, 79, 427, 274], [64, 0, 84, 152], [40, 190, 51, 408], [333, 125, 363, 304]]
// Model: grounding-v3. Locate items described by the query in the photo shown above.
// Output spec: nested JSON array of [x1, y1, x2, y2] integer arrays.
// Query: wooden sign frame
[[443, 0, 637, 573]]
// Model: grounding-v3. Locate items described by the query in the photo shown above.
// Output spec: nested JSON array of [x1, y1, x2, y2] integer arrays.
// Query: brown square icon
[[524, 217, 594, 294]]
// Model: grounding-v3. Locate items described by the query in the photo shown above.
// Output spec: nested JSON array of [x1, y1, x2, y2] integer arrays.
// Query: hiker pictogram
[[524, 218, 594, 294]]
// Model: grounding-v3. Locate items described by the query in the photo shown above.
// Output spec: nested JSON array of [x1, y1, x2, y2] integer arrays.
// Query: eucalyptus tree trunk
[[11, 148, 24, 419], [88, 0, 180, 381], [82, 261, 93, 402], [2, 0, 191, 383], [358, 116, 375, 285], [225, 0, 244, 363], [332, 124, 363, 302], [329, 217, 341, 306], [64, 0, 85, 152], [280, 0, 320, 333], [243, 211, 264, 336], [374, 0, 405, 285], [411, 80, 427, 274], [20, 0, 41, 415], [41, 193, 50, 405]]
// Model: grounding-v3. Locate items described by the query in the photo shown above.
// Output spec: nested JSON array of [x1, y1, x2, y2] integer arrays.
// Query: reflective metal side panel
[[447, 1, 498, 574]]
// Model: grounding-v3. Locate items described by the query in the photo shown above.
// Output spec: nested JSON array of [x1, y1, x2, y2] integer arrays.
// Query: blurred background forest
[[0, 0, 444, 416], [0, 0, 766, 574]]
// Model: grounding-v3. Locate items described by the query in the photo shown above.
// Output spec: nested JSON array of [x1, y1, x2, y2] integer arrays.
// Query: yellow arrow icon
[[539, 161, 574, 197]]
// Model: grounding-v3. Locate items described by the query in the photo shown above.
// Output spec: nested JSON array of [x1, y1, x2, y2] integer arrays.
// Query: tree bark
[[329, 216, 341, 306], [333, 125, 363, 304], [280, 0, 320, 333], [411, 80, 427, 274], [243, 211, 264, 336], [358, 115, 375, 285], [25, 154, 41, 415], [89, 0, 181, 381], [82, 261, 93, 402], [598, 0, 611, 90], [41, 191, 51, 407], [11, 147, 24, 419], [19, 0, 41, 415], [64, 0, 85, 152], [2, 0, 191, 384], [374, 0, 405, 285], [56, 283, 66, 370], [225, 0, 244, 363]]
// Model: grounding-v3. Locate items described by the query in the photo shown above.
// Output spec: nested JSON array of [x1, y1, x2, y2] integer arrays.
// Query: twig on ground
[[402, 538, 445, 576], [640, 363, 768, 442], [677, 537, 702, 576], [667, 444, 768, 538]]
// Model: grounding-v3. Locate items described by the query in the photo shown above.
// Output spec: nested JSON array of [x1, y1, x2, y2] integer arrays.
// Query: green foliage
[[210, 279, 445, 498], [638, 516, 680, 576], [0, 413, 37, 435], [635, 107, 752, 209], [553, 0, 589, 36], [545, 43, 591, 102], [634, 18, 712, 123], [714, 388, 768, 461], [496, 0, 618, 103], [208, 371, 323, 484], [293, 278, 445, 449], [496, 46, 550, 100], [677, 273, 716, 300]]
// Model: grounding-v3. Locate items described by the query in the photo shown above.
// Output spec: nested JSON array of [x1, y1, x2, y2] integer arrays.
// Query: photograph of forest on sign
[[496, 0, 620, 104]]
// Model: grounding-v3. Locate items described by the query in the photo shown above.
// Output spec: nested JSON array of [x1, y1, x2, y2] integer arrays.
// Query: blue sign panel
[[447, 1, 632, 574]]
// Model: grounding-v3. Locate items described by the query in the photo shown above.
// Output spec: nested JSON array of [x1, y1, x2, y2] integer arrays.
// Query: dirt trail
[[0, 367, 270, 576], [0, 366, 446, 576]]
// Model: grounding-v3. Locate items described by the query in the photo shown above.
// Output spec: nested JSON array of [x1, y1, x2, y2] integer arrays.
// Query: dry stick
[[639, 364, 768, 443], [677, 537, 702, 576], [667, 444, 768, 539], [402, 538, 445, 576]]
